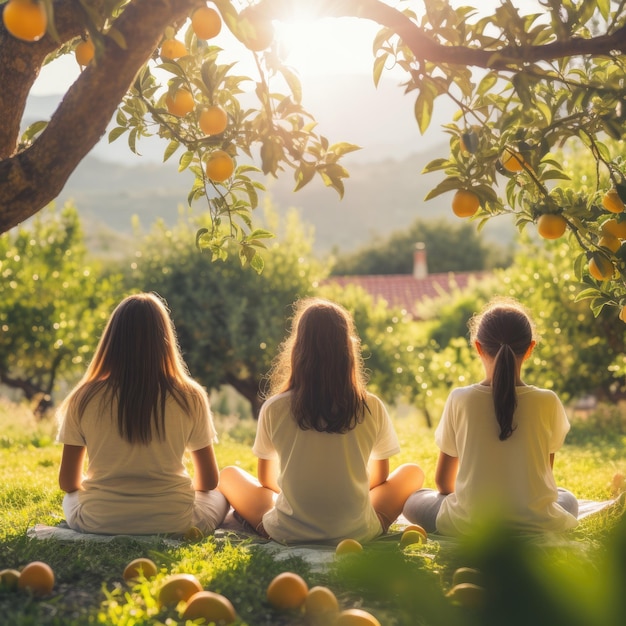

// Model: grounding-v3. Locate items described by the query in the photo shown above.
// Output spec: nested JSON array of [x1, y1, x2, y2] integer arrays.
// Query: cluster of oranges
[[3, 1, 275, 187], [0, 560, 55, 596]]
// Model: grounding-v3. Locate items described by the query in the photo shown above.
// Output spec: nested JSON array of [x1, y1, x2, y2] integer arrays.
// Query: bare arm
[[59, 444, 86, 493], [435, 452, 459, 495], [257, 458, 280, 494], [190, 445, 220, 491], [368, 458, 390, 489]]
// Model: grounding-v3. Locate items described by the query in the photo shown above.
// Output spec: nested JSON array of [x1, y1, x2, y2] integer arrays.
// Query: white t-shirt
[[57, 387, 216, 534], [253, 390, 401, 544], [435, 384, 578, 535]]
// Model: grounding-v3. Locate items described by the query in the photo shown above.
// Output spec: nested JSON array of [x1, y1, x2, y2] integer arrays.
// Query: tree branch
[[262, 0, 626, 69], [0, 0, 199, 234]]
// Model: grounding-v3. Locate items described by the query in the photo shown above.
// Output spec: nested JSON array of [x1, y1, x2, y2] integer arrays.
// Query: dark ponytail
[[469, 299, 535, 441]]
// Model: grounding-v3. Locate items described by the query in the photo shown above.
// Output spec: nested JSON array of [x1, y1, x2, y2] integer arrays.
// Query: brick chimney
[[413, 242, 428, 279]]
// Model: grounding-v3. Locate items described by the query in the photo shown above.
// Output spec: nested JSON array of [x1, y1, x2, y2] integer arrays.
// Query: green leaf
[[422, 158, 450, 174], [163, 140, 179, 162], [373, 54, 387, 88], [414, 91, 433, 135], [424, 177, 463, 201], [279, 66, 302, 104], [179, 151, 194, 172], [574, 287, 602, 302], [329, 142, 361, 157], [247, 229, 274, 240], [108, 126, 127, 143], [250, 251, 264, 274]]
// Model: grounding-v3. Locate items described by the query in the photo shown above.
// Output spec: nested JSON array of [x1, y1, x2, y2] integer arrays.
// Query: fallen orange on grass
[[304, 585, 339, 621], [157, 573, 203, 607], [182, 590, 236, 623], [266, 572, 308, 610], [0, 568, 21, 591], [335, 538, 363, 555], [123, 557, 158, 581], [335, 608, 382, 626], [17, 561, 54, 596]]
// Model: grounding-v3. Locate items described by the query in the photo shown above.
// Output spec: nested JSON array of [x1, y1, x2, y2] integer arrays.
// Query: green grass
[[1, 399, 626, 625]]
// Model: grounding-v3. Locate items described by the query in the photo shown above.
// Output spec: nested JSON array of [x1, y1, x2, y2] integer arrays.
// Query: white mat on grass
[[26, 498, 621, 551]]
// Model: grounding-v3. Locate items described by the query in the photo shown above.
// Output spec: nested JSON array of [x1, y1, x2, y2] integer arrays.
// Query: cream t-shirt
[[57, 388, 216, 534], [435, 384, 578, 535], [253, 391, 401, 544]]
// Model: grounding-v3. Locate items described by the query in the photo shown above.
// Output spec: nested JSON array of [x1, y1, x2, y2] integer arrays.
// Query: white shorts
[[63, 490, 229, 535]]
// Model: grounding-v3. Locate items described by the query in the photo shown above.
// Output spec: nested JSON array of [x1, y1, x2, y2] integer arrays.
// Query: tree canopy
[[2, 1, 626, 314]]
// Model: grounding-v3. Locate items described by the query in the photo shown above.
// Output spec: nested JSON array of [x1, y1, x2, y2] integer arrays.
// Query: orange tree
[[0, 204, 123, 414], [1, 1, 626, 310]]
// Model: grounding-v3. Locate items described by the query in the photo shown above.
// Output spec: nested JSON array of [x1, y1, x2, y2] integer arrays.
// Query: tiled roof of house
[[326, 271, 485, 317]]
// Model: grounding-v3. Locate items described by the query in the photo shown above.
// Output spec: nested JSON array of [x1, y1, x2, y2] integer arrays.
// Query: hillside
[[27, 74, 516, 254]]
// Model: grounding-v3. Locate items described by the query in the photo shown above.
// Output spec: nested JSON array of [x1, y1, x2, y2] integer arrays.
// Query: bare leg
[[218, 466, 275, 530], [370, 464, 424, 531]]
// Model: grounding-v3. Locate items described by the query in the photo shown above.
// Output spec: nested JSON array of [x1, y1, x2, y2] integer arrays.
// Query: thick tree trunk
[[224, 372, 264, 419], [0, 0, 198, 233]]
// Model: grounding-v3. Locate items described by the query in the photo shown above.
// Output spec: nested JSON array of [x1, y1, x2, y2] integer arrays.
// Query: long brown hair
[[268, 298, 369, 433], [469, 298, 535, 441], [60, 293, 203, 444]]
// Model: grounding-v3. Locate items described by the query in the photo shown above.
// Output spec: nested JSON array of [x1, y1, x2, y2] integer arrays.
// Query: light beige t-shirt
[[57, 387, 216, 534], [435, 384, 578, 535], [253, 391, 401, 544]]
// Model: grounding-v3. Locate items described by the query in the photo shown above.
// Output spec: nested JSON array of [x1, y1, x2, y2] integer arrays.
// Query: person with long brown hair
[[219, 297, 424, 544], [57, 293, 228, 535], [403, 297, 578, 535]]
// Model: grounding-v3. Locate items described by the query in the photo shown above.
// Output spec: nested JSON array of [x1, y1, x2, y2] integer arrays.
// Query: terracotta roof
[[325, 272, 484, 317]]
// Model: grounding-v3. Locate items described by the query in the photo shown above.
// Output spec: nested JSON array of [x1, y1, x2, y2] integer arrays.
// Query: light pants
[[63, 489, 229, 535], [402, 487, 579, 534]]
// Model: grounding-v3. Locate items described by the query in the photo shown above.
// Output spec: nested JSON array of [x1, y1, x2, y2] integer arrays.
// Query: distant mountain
[[26, 75, 515, 253]]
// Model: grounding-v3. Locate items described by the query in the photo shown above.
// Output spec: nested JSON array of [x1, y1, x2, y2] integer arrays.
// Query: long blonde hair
[[268, 298, 369, 433], [59, 293, 204, 444]]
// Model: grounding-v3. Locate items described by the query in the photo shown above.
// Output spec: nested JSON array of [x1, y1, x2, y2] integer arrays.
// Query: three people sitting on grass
[[57, 293, 578, 540]]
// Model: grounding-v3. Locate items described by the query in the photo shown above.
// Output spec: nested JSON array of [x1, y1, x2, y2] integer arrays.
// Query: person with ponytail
[[403, 297, 578, 535]]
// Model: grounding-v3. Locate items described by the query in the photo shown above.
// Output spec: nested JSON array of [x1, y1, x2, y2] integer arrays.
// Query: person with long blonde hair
[[57, 293, 228, 535], [219, 297, 424, 544]]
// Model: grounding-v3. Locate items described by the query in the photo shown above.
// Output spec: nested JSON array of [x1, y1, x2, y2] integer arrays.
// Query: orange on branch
[[192, 6, 222, 39], [166, 89, 195, 116], [239, 6, 274, 51], [266, 572, 308, 610], [2, 0, 47, 42], [75, 37, 95, 67], [199, 105, 228, 136], [452, 189, 480, 218], [205, 150, 235, 182], [598, 235, 621, 253], [601, 218, 626, 240], [537, 214, 567, 239], [501, 147, 525, 172], [588, 255, 614, 281], [160, 38, 187, 59], [602, 189, 625, 214]]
